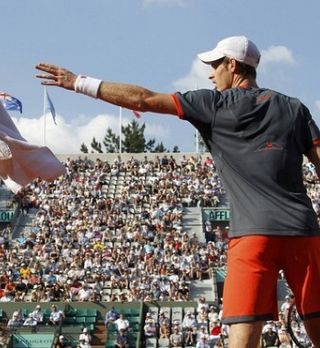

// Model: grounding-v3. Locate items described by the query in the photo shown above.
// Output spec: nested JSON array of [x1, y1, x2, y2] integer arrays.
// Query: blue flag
[[0, 92, 22, 113], [44, 88, 56, 125]]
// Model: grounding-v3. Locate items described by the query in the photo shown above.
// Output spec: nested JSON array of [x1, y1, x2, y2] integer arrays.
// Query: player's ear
[[229, 58, 238, 73]]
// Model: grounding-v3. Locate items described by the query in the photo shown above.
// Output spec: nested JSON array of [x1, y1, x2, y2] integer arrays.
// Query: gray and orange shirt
[[173, 87, 320, 237]]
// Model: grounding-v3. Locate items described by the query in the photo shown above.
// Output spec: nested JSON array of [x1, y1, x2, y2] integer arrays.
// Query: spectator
[[105, 307, 120, 327], [114, 329, 129, 348], [46, 271, 57, 285], [30, 284, 42, 302], [14, 278, 28, 301], [196, 255, 212, 280], [0, 290, 14, 302], [182, 311, 197, 346], [158, 311, 170, 339], [197, 325, 209, 343], [55, 335, 72, 348], [277, 327, 292, 348], [204, 220, 215, 242], [196, 335, 211, 348], [7, 312, 22, 329], [79, 328, 91, 345], [293, 327, 311, 347], [262, 325, 280, 347], [196, 296, 209, 314], [209, 319, 222, 346], [169, 326, 183, 347], [208, 305, 219, 323], [114, 313, 130, 333], [78, 284, 92, 302], [77, 340, 91, 348], [30, 304, 43, 324], [280, 295, 293, 319], [19, 263, 31, 279], [49, 305, 65, 326], [4, 277, 16, 298], [143, 313, 157, 338], [197, 307, 209, 325], [262, 321, 277, 334], [23, 313, 38, 327], [277, 311, 286, 328]]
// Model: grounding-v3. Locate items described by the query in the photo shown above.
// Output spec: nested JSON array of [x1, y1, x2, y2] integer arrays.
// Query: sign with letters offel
[[202, 208, 230, 222], [0, 210, 15, 222]]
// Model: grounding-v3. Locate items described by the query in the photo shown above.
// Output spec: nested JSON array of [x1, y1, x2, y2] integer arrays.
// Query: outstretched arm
[[35, 63, 178, 115]]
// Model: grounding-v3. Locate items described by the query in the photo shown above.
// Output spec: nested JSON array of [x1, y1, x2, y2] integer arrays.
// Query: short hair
[[222, 57, 257, 79]]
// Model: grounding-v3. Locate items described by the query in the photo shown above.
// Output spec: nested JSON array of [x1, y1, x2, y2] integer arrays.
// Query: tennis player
[[36, 36, 320, 348]]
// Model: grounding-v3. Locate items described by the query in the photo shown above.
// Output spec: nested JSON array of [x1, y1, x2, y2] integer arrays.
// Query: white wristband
[[74, 75, 102, 98]]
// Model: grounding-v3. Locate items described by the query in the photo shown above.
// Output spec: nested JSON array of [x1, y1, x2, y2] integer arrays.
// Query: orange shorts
[[222, 235, 320, 324]]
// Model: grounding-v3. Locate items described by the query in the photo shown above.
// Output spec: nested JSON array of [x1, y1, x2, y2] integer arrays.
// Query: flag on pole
[[44, 88, 57, 124], [132, 110, 141, 119], [0, 102, 66, 193], [0, 92, 22, 113]]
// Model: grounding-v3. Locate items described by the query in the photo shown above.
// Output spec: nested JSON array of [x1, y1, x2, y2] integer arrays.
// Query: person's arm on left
[[35, 63, 178, 115]]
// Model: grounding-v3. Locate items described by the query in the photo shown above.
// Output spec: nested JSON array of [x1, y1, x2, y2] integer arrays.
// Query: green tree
[[153, 142, 168, 153], [145, 138, 156, 152], [103, 128, 120, 153], [80, 119, 174, 153], [80, 143, 88, 153], [172, 145, 180, 153], [91, 137, 103, 153], [121, 120, 148, 153]]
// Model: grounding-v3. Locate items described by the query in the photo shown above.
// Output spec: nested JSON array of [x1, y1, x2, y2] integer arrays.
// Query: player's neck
[[233, 76, 258, 89]]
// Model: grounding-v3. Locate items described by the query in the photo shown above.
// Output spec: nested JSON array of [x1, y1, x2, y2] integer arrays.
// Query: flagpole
[[119, 106, 122, 154], [195, 85, 199, 154], [43, 87, 47, 146]]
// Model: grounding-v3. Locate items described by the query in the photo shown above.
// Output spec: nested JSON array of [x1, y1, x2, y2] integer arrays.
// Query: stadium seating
[[0, 153, 313, 347]]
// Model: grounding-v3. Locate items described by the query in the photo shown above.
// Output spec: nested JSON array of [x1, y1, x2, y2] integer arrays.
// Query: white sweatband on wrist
[[74, 75, 102, 98]]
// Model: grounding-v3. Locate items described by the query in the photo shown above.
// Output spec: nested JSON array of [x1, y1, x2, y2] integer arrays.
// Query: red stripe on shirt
[[171, 94, 184, 119]]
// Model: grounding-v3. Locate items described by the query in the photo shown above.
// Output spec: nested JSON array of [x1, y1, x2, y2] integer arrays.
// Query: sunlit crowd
[[0, 154, 318, 347]]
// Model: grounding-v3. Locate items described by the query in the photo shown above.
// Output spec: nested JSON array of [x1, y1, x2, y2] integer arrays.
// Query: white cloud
[[12, 112, 170, 154], [315, 100, 320, 113], [260, 45, 296, 67], [144, 122, 170, 139], [143, 0, 190, 7], [173, 58, 213, 92]]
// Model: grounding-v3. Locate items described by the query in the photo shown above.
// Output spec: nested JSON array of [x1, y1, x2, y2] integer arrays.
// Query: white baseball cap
[[198, 35, 261, 68]]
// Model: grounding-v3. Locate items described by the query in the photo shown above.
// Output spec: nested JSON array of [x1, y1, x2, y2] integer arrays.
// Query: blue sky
[[1, 0, 320, 153]]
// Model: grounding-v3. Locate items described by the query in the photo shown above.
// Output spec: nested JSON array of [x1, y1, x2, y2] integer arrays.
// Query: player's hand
[[35, 63, 77, 91]]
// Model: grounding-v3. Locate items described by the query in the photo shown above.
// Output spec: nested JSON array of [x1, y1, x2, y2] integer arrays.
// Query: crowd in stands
[[6, 304, 64, 329], [103, 297, 227, 347], [1, 298, 309, 347], [0, 154, 318, 347], [0, 154, 227, 305], [303, 161, 320, 218]]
